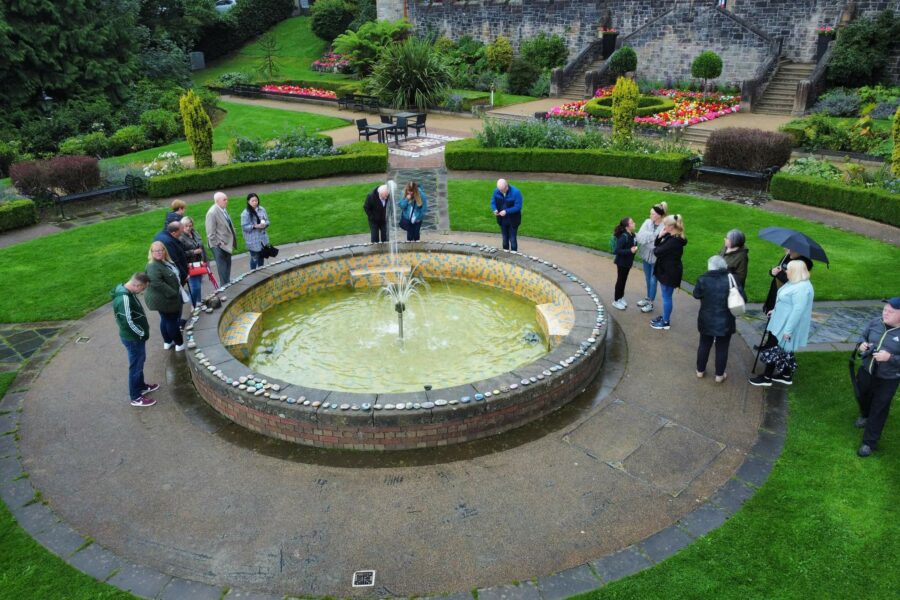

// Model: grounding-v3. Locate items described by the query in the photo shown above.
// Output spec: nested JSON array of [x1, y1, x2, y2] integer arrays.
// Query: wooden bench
[[353, 94, 380, 112], [337, 93, 355, 110], [693, 161, 780, 190], [51, 174, 145, 218]]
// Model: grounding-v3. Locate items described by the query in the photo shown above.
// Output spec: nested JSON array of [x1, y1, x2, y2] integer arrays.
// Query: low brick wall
[[185, 241, 608, 450]]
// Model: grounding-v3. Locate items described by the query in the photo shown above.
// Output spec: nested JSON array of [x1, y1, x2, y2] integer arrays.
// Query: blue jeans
[[212, 246, 231, 285], [120, 337, 147, 401], [661, 284, 675, 322], [158, 311, 183, 346], [500, 223, 518, 251], [643, 261, 658, 301], [187, 275, 202, 307], [249, 250, 265, 270]]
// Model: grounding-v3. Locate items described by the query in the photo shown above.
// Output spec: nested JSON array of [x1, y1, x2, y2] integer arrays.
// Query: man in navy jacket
[[490, 178, 523, 251]]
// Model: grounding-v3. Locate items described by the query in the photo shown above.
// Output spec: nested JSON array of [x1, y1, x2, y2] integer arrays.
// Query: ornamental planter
[[601, 33, 618, 60]]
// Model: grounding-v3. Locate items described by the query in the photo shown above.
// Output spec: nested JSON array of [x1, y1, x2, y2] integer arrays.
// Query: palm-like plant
[[369, 38, 451, 110]]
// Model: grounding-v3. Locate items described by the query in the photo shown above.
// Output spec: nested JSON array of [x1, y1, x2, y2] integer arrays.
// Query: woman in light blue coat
[[749, 259, 814, 387], [398, 181, 428, 242]]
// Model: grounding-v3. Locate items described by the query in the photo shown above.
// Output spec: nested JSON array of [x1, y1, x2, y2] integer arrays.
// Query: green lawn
[[578, 352, 899, 599], [448, 180, 900, 302], [448, 88, 538, 109], [104, 101, 350, 167], [0, 183, 375, 323], [192, 17, 352, 87]]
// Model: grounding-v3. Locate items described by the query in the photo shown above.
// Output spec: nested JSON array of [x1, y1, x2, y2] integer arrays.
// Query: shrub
[[783, 157, 842, 181], [228, 130, 338, 163], [333, 18, 412, 77], [311, 0, 355, 42], [857, 84, 900, 105], [147, 142, 387, 197], [349, 0, 376, 31], [611, 76, 640, 142], [445, 138, 692, 184], [142, 152, 186, 179], [827, 10, 900, 87], [869, 100, 900, 120], [486, 36, 514, 72], [770, 173, 900, 226], [507, 59, 541, 96], [584, 95, 676, 119], [0, 140, 22, 177], [109, 125, 150, 155], [215, 71, 253, 88], [140, 109, 181, 145], [369, 38, 451, 110], [180, 90, 214, 169], [58, 132, 112, 158], [691, 50, 723, 85], [10, 161, 48, 198], [894, 105, 900, 176], [704, 128, 792, 171], [0, 199, 38, 233], [46, 156, 101, 195], [231, 0, 295, 45], [442, 94, 465, 112], [785, 114, 889, 155], [519, 33, 569, 70], [812, 88, 861, 117], [607, 47, 637, 77], [529, 70, 551, 97]]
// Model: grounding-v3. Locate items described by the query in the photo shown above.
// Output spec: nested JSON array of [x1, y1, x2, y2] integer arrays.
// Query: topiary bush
[[486, 35, 514, 72], [369, 38, 451, 110], [507, 58, 541, 96], [0, 199, 39, 233], [180, 90, 214, 169], [584, 95, 676, 119], [519, 33, 569, 70], [311, 0, 355, 42], [607, 47, 637, 77], [691, 50, 723, 87], [611, 76, 640, 142], [771, 173, 900, 226], [704, 128, 793, 172]]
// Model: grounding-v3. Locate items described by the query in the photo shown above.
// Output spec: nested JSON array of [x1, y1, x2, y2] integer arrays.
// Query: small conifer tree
[[179, 90, 213, 169], [611, 76, 639, 143]]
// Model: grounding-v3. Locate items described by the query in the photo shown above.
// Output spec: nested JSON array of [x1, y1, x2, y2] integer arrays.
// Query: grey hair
[[726, 229, 746, 248], [708, 255, 728, 271], [180, 216, 194, 227], [377, 184, 389, 195]]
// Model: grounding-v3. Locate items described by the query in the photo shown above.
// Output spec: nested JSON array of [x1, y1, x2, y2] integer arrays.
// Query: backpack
[[608, 234, 617, 254]]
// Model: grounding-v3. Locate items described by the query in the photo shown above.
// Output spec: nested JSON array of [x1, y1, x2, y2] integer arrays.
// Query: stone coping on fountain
[[184, 241, 608, 450]]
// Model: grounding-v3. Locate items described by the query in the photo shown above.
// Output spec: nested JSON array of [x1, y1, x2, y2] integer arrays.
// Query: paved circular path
[[19, 232, 764, 598]]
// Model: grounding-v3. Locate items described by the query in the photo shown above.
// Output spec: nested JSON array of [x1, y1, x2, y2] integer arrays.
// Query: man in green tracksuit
[[111, 272, 158, 407]]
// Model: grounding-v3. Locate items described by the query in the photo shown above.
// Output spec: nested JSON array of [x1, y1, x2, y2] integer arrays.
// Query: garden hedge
[[584, 95, 676, 119], [0, 199, 38, 233], [770, 173, 900, 227], [444, 139, 692, 184], [147, 142, 387, 198]]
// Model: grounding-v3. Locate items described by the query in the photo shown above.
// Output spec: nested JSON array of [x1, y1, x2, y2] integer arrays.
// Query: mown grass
[[448, 89, 538, 109], [577, 352, 899, 599], [104, 101, 350, 167], [448, 180, 900, 302], [0, 183, 375, 322]]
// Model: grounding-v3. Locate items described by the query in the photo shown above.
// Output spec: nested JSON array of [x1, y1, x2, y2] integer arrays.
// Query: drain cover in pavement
[[352, 570, 376, 587]]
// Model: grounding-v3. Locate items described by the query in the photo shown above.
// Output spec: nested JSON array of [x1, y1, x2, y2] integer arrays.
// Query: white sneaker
[[175, 344, 185, 352], [163, 342, 173, 350], [636, 298, 650, 307], [640, 303, 654, 313], [612, 299, 627, 310]]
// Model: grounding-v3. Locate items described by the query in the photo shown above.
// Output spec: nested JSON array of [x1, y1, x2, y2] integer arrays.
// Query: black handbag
[[759, 343, 798, 375], [261, 244, 279, 258], [399, 215, 411, 231]]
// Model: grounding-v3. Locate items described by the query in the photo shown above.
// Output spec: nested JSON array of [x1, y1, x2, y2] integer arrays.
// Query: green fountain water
[[248, 279, 548, 393]]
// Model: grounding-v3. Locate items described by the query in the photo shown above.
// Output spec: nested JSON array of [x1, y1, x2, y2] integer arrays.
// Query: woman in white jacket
[[633, 201, 667, 314]]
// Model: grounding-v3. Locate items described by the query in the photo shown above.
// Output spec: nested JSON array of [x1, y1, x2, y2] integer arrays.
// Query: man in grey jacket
[[205, 191, 237, 285], [854, 297, 900, 457]]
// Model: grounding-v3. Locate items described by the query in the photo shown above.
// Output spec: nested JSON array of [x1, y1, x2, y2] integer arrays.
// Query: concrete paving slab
[[160, 577, 225, 600], [677, 502, 729, 538], [589, 546, 651, 584], [639, 525, 694, 563], [536, 564, 602, 600], [0, 476, 35, 508], [477, 581, 542, 600], [31, 522, 90, 558], [107, 562, 174, 599], [10, 501, 58, 536], [66, 542, 122, 582], [568, 400, 667, 463]]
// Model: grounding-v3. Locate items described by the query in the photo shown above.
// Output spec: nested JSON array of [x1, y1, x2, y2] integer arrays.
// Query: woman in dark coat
[[145, 241, 185, 351], [693, 255, 746, 382], [611, 217, 637, 311], [651, 214, 688, 330], [719, 228, 749, 289]]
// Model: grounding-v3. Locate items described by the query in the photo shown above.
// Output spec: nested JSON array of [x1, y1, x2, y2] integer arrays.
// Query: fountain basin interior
[[186, 242, 607, 450]]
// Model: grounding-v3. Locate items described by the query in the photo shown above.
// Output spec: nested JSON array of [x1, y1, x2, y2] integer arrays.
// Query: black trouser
[[369, 220, 388, 243], [856, 368, 899, 448], [759, 334, 780, 377], [614, 264, 631, 302], [697, 333, 732, 377]]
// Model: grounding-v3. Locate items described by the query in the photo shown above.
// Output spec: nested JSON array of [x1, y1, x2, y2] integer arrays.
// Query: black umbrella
[[758, 226, 830, 264]]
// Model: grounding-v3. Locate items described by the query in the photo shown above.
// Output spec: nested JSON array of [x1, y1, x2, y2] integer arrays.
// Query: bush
[[180, 90, 214, 169], [783, 114, 890, 156], [813, 88, 861, 117], [486, 35, 514, 72], [9, 162, 48, 198], [607, 47, 637, 77], [869, 100, 900, 120], [445, 138, 692, 184], [228, 130, 338, 163], [333, 18, 412, 77], [46, 156, 101, 194], [770, 173, 900, 226], [0, 140, 21, 177], [827, 10, 900, 87], [369, 38, 451, 110], [0, 199, 39, 233], [583, 95, 676, 119], [507, 59, 541, 96], [349, 0, 377, 31], [612, 76, 640, 142], [142, 152, 186, 179], [231, 0, 295, 45], [529, 70, 551, 97], [147, 142, 387, 197], [109, 125, 150, 155], [704, 128, 793, 172], [58, 132, 113, 157], [139, 109, 181, 145], [311, 0, 355, 42], [215, 71, 253, 88], [783, 157, 842, 181], [691, 50, 723, 84], [519, 33, 569, 70]]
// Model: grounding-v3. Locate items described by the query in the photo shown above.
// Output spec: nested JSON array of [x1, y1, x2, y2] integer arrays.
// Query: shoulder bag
[[727, 273, 745, 316]]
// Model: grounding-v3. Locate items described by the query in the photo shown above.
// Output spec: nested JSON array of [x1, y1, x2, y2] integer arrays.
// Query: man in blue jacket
[[854, 297, 900, 457], [490, 178, 523, 251]]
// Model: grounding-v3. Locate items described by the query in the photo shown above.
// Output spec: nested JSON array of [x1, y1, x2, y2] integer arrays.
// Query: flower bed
[[547, 86, 741, 128], [311, 52, 350, 73], [259, 84, 338, 100]]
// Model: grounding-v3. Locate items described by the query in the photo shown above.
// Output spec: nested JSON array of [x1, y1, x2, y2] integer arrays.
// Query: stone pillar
[[377, 0, 406, 21]]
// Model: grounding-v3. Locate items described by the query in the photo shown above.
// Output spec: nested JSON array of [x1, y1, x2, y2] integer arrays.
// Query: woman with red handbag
[[179, 216, 207, 307]]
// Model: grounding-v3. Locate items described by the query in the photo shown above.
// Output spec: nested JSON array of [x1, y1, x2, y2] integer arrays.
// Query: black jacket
[[154, 229, 188, 284], [693, 269, 745, 336], [613, 231, 636, 268], [363, 187, 388, 226], [653, 234, 687, 288]]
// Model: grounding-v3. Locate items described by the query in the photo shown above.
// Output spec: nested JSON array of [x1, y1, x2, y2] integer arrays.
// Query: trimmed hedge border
[[584, 96, 676, 119], [770, 173, 900, 227], [147, 142, 387, 198], [445, 139, 692, 184], [0, 198, 38, 232]]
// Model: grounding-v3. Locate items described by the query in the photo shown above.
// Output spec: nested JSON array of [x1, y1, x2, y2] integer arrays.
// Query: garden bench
[[51, 174, 145, 218], [337, 94, 355, 110], [693, 161, 780, 190], [352, 95, 380, 113], [230, 84, 261, 97]]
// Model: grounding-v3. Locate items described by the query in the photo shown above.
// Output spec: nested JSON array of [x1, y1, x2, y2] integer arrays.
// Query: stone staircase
[[557, 55, 607, 101], [754, 61, 815, 115]]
